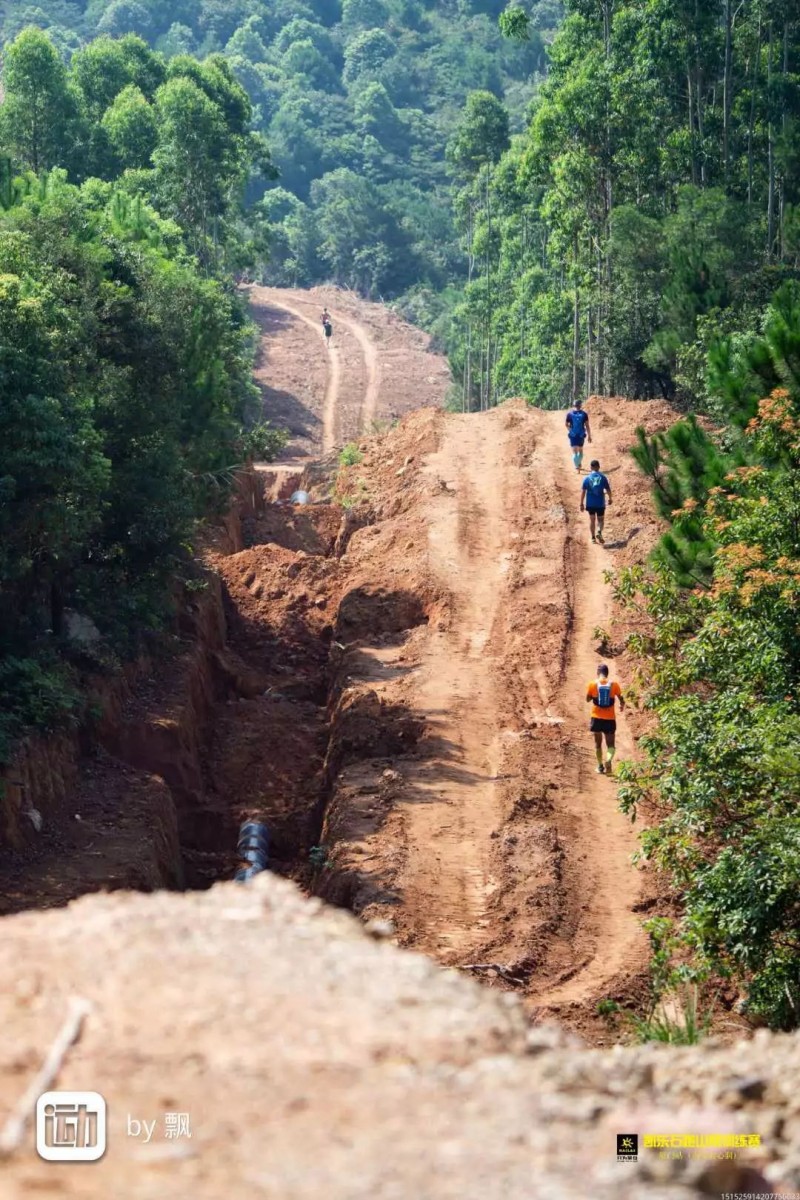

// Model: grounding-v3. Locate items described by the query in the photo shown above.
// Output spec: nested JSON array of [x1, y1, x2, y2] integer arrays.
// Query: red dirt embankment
[[197, 396, 677, 1039]]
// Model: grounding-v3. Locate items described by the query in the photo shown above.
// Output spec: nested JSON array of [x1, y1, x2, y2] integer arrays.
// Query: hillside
[[0, 0, 562, 298], [3, 1, 800, 1189]]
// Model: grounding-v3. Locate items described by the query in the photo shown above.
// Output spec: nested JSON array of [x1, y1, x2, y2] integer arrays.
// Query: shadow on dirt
[[336, 586, 429, 641], [250, 303, 323, 449]]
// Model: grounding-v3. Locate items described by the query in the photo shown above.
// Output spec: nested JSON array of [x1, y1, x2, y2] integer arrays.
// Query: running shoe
[[597, 532, 605, 544], [596, 763, 605, 774]]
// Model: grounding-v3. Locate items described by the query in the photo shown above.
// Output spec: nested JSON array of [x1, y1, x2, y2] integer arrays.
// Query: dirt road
[[404, 408, 644, 997], [248, 285, 450, 458], [319, 398, 676, 1033], [0, 274, 673, 1042]]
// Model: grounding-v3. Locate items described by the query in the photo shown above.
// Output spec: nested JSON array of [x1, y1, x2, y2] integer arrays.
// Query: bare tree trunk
[[586, 304, 592, 395], [484, 169, 491, 411], [747, 14, 762, 206], [465, 203, 474, 411], [767, 20, 776, 258], [572, 283, 580, 402], [694, 0, 706, 185], [596, 239, 604, 395], [780, 21, 789, 260], [723, 0, 733, 187], [688, 60, 698, 186]]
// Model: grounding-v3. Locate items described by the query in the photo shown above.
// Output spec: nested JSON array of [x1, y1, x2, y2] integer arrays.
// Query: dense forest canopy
[[0, 0, 561, 298], [0, 23, 283, 760], [451, 0, 800, 411]]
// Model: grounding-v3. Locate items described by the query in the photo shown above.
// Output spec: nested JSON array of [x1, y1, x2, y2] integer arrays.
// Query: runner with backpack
[[580, 459, 612, 544], [321, 308, 333, 346], [565, 398, 592, 472], [586, 664, 626, 775]]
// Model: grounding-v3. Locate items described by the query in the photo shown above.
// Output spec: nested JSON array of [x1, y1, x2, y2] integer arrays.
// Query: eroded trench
[[0, 460, 433, 917], [196, 476, 432, 901]]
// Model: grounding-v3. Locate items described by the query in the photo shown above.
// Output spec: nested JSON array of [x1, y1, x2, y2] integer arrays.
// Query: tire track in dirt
[[335, 311, 382, 432], [391, 415, 511, 958], [322, 401, 652, 1025], [528, 414, 645, 1010], [388, 408, 643, 984], [258, 296, 340, 454]]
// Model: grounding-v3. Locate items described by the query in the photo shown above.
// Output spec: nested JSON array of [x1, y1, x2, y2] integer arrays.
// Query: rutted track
[[248, 285, 451, 459], [0, 275, 674, 1045], [315, 399, 676, 1039]]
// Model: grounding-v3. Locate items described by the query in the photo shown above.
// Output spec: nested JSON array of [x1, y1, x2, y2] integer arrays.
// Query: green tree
[[343, 29, 398, 85], [0, 270, 109, 642], [447, 89, 510, 178], [102, 84, 159, 171], [0, 27, 76, 174], [310, 167, 417, 294], [341, 0, 390, 35], [618, 381, 800, 1028], [96, 0, 154, 39]]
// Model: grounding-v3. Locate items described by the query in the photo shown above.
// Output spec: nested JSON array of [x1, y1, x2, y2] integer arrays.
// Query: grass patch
[[339, 443, 363, 467]]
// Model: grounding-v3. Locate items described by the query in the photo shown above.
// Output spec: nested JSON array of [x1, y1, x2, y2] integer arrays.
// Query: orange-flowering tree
[[617, 384, 800, 1028]]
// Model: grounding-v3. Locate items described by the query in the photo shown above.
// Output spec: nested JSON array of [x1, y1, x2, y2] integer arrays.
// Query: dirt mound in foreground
[[0, 873, 793, 1198]]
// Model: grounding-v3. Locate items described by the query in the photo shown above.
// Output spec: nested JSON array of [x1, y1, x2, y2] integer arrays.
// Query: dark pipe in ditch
[[235, 821, 269, 882]]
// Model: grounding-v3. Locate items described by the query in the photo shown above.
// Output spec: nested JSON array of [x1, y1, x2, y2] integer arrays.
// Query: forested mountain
[[0, 0, 560, 298], [453, 1, 800, 409]]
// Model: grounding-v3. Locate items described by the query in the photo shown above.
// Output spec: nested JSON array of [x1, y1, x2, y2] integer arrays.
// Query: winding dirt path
[[250, 286, 437, 460]]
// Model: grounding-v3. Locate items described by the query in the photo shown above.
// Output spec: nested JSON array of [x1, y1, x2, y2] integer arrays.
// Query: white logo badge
[[36, 1091, 107, 1161]]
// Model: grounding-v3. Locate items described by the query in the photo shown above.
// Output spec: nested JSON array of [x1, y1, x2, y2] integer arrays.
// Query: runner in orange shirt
[[586, 663, 625, 774]]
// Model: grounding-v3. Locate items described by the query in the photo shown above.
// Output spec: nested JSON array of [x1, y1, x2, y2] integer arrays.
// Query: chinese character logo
[[617, 1133, 638, 1162], [165, 1112, 192, 1140], [36, 1092, 107, 1162]]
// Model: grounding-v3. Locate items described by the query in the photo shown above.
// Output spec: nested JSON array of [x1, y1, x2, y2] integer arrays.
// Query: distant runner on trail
[[580, 459, 611, 544], [565, 398, 591, 472], [586, 664, 625, 775], [321, 308, 333, 345]]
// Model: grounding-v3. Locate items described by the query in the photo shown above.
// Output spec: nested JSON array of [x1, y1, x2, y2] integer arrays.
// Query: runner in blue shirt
[[565, 398, 592, 472], [580, 459, 612, 544]]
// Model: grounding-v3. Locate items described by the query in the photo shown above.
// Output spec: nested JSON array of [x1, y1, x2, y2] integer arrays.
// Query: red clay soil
[[0, 392, 684, 1046], [247, 284, 452, 458], [0, 757, 181, 916], [312, 397, 679, 1043]]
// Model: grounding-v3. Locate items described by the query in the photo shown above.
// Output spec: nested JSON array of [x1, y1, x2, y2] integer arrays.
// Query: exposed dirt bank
[[0, 874, 791, 1199], [1, 397, 681, 1046]]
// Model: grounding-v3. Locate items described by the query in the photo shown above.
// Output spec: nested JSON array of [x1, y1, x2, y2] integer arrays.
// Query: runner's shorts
[[590, 717, 616, 734], [585, 505, 605, 515], [568, 435, 586, 447]]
